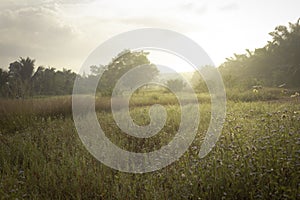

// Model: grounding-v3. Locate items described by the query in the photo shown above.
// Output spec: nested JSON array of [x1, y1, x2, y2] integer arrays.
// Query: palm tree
[[19, 57, 35, 81], [7, 57, 35, 98]]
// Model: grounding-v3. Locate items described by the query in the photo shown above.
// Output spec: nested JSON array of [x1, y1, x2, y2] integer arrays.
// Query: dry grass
[[0, 90, 299, 199]]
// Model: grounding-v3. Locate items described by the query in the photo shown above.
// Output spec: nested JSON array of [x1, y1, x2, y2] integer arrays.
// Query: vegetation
[[191, 19, 300, 91], [0, 58, 77, 98], [220, 18, 300, 89], [79, 50, 159, 95], [0, 93, 299, 199], [166, 78, 186, 92], [0, 50, 158, 98], [0, 19, 300, 199], [1, 19, 300, 98]]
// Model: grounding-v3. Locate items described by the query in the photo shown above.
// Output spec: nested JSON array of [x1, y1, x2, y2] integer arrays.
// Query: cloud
[[218, 2, 239, 11], [0, 3, 83, 69], [179, 1, 207, 15], [0, 0, 205, 70], [116, 16, 196, 31]]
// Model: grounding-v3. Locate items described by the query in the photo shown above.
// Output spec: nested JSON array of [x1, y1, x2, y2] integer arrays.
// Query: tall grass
[[0, 92, 299, 199], [0, 91, 209, 134], [226, 87, 300, 102]]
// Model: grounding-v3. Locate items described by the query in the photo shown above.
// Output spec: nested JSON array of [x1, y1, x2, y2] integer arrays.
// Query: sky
[[0, 0, 299, 73]]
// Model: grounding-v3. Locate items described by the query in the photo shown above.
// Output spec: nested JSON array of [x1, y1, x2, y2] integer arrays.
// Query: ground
[[0, 90, 299, 199]]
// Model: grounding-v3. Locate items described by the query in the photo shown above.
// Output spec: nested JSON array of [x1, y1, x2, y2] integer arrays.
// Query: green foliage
[[0, 59, 77, 98], [166, 78, 186, 92], [31, 67, 77, 96], [225, 87, 286, 102], [0, 50, 158, 98], [220, 18, 300, 89], [92, 50, 159, 96], [4, 57, 35, 98], [0, 96, 299, 199], [18, 57, 35, 81], [191, 66, 219, 93], [0, 68, 9, 97]]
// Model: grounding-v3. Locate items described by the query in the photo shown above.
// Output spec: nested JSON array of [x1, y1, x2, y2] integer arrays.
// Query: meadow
[[0, 88, 299, 199]]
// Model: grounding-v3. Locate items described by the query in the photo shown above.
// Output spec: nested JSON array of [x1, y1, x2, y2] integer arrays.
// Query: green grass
[[225, 87, 300, 102], [0, 92, 300, 199]]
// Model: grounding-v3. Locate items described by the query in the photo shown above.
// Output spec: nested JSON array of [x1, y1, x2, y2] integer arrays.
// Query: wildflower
[[181, 173, 186, 178], [253, 89, 258, 93]]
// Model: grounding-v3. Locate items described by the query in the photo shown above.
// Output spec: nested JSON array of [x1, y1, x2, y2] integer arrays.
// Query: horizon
[[0, 0, 299, 73]]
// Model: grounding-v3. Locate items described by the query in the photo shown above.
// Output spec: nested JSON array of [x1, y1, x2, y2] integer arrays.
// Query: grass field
[[0, 89, 299, 199]]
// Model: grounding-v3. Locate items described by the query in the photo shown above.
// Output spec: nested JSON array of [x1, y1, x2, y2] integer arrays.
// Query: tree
[[8, 61, 23, 98], [0, 69, 9, 97], [1, 57, 78, 97], [19, 57, 35, 81], [31, 66, 46, 95], [20, 57, 35, 96], [166, 79, 186, 92], [31, 67, 77, 95], [92, 50, 159, 95], [6, 57, 35, 98], [219, 18, 300, 89], [191, 66, 218, 93]]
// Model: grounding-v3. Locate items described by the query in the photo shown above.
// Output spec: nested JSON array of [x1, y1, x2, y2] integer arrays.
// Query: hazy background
[[0, 0, 299, 72]]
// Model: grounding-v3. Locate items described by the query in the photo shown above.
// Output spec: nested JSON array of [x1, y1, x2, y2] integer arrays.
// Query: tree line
[[0, 50, 158, 98], [218, 18, 300, 89], [191, 18, 300, 91], [1, 19, 299, 98], [0, 58, 77, 98]]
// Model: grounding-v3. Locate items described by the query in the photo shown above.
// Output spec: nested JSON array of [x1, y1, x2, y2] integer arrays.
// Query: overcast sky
[[0, 0, 299, 72]]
